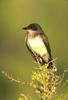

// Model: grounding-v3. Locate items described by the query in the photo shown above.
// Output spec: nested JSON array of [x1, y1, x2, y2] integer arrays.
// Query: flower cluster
[[31, 64, 59, 100]]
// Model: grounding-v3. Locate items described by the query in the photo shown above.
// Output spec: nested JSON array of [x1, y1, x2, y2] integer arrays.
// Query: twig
[[48, 57, 58, 64], [1, 70, 33, 86]]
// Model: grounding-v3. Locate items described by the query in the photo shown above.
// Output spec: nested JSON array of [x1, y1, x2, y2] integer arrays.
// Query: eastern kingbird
[[23, 23, 54, 68]]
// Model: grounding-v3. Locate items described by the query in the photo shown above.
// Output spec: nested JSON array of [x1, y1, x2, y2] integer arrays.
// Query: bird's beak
[[22, 27, 27, 30]]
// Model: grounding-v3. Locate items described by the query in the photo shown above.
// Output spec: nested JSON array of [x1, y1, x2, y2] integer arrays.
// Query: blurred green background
[[0, 0, 68, 100]]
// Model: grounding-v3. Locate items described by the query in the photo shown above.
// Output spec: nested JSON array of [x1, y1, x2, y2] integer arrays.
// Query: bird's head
[[22, 23, 43, 33]]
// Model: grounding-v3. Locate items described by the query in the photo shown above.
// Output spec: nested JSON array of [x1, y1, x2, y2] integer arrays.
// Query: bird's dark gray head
[[23, 23, 43, 32]]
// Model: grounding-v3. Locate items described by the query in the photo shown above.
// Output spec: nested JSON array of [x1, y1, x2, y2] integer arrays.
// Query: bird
[[23, 23, 54, 69]]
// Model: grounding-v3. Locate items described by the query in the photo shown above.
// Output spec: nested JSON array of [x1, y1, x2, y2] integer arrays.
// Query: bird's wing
[[40, 32, 52, 59]]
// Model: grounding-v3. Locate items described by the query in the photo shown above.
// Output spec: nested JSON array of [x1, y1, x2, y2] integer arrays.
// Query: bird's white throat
[[27, 30, 37, 36]]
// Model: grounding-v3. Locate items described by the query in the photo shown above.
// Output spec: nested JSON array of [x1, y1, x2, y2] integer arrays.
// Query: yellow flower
[[19, 94, 28, 100], [35, 90, 40, 93], [32, 76, 35, 81], [51, 86, 56, 93], [31, 61, 58, 100], [44, 64, 48, 68]]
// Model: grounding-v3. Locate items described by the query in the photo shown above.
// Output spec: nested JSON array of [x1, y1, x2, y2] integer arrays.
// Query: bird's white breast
[[28, 35, 47, 56]]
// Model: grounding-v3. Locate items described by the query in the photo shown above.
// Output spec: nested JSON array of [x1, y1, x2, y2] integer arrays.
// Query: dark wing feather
[[40, 32, 52, 60]]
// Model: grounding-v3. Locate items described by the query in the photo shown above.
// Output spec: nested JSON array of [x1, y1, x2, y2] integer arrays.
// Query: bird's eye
[[31, 25, 37, 31], [27, 24, 38, 31]]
